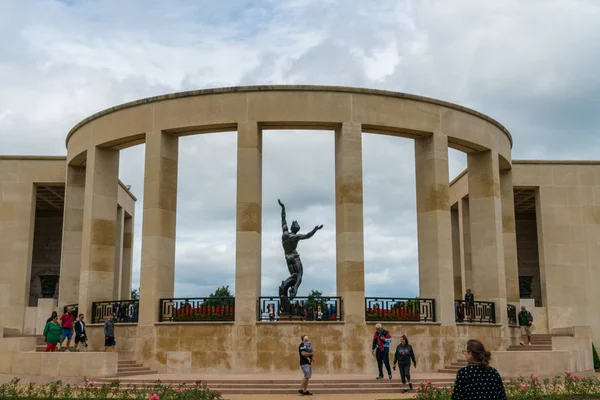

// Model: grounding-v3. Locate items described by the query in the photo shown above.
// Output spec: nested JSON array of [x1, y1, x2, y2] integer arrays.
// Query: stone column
[[58, 165, 86, 308], [414, 133, 454, 324], [112, 206, 124, 299], [120, 216, 134, 300], [458, 198, 472, 291], [234, 121, 262, 324], [335, 122, 365, 324], [78, 146, 120, 320], [501, 169, 520, 303], [138, 131, 178, 325], [451, 207, 463, 300], [467, 150, 507, 324]]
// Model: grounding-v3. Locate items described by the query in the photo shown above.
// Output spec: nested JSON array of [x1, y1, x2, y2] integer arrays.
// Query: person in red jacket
[[371, 323, 393, 379]]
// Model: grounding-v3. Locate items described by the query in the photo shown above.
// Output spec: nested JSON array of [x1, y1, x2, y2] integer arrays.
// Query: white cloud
[[1, 0, 599, 302]]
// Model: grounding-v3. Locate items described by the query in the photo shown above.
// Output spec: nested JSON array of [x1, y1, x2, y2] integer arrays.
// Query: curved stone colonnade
[[63, 86, 517, 372]]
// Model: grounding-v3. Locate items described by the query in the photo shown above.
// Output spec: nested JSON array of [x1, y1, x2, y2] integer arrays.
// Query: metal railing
[[365, 298, 436, 322], [507, 303, 518, 326], [258, 296, 342, 321], [455, 300, 496, 323], [159, 297, 235, 322], [91, 300, 139, 324]]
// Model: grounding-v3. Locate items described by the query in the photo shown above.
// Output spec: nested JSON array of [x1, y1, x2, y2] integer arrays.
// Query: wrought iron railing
[[258, 296, 342, 321], [63, 304, 78, 318], [159, 297, 235, 322], [455, 300, 496, 323], [365, 298, 436, 322], [91, 300, 139, 324], [507, 303, 518, 326]]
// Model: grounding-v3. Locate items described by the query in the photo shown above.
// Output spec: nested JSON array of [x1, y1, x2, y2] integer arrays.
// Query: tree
[[204, 285, 233, 307], [305, 289, 330, 310], [593, 344, 600, 370], [131, 287, 139, 300]]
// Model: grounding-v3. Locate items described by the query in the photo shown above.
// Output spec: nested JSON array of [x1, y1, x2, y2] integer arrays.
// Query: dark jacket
[[452, 364, 506, 400], [393, 343, 416, 366], [465, 292, 474, 304], [104, 319, 115, 337], [518, 310, 533, 326], [74, 319, 86, 338]]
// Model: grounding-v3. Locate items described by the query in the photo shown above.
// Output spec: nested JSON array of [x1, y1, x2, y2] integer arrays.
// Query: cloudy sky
[[2, 0, 599, 299]]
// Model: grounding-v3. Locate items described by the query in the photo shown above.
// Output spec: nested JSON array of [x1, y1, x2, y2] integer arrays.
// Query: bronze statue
[[277, 199, 323, 311]]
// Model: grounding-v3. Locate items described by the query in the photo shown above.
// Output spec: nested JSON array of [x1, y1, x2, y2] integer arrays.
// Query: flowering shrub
[[0, 378, 222, 400], [414, 372, 600, 399], [365, 307, 421, 321], [172, 305, 234, 321]]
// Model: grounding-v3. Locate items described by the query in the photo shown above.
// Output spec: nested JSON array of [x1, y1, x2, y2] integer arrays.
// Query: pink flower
[[566, 370, 572, 375], [149, 394, 160, 400], [521, 384, 528, 390]]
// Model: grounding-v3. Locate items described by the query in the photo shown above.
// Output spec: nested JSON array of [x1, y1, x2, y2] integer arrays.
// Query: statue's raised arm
[[278, 199, 288, 233], [299, 224, 323, 240]]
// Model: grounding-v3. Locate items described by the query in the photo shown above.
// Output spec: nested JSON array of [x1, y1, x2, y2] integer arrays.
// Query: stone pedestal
[[36, 298, 57, 334]]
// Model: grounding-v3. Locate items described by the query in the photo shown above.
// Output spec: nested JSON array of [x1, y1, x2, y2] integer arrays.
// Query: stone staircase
[[438, 358, 468, 374], [507, 334, 553, 351], [437, 334, 555, 373], [93, 376, 457, 395], [116, 360, 157, 377]]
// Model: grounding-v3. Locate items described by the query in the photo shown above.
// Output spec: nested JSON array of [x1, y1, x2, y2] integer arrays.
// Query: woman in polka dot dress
[[451, 339, 506, 400]]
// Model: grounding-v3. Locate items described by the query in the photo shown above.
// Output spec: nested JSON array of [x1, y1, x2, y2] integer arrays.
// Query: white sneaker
[[528, 343, 532, 346], [57, 342, 61, 350]]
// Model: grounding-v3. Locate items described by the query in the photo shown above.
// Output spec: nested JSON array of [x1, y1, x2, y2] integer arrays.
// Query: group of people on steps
[[372, 323, 417, 393], [299, 321, 508, 399], [371, 323, 507, 398]]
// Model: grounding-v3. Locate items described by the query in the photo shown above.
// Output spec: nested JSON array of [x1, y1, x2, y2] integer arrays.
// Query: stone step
[[118, 360, 138, 365], [440, 366, 461, 372], [507, 346, 553, 351], [143, 387, 442, 394], [118, 367, 154, 373], [107, 382, 456, 390], [116, 371, 159, 377], [94, 378, 454, 385]]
